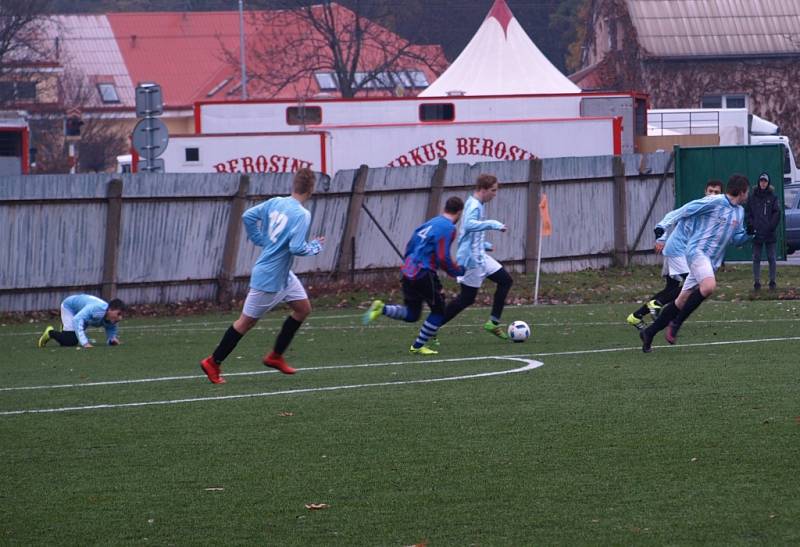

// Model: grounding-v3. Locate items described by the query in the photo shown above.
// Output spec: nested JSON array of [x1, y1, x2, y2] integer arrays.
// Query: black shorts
[[402, 270, 446, 316]]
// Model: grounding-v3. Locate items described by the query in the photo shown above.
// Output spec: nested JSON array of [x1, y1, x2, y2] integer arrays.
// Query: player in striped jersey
[[441, 174, 513, 339], [626, 180, 722, 330], [38, 294, 125, 348], [363, 197, 465, 355], [200, 168, 325, 383], [639, 174, 751, 352]]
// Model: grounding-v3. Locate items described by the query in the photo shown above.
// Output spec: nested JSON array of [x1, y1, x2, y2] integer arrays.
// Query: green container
[[673, 144, 785, 261]]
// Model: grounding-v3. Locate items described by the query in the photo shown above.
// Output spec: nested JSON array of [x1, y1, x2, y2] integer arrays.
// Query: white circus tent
[[420, 0, 580, 97]]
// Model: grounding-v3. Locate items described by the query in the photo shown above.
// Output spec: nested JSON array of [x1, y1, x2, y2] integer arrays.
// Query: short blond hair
[[293, 168, 316, 195]]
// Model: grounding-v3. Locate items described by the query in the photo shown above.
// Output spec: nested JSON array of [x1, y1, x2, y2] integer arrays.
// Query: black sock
[[674, 288, 706, 327], [488, 268, 513, 321], [632, 303, 649, 319], [212, 325, 244, 364], [443, 285, 478, 325], [273, 316, 303, 355], [651, 277, 682, 308], [51, 330, 79, 346], [645, 302, 680, 336]]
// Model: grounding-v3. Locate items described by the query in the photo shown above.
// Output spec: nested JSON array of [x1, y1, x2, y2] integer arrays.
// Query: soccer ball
[[507, 320, 530, 343]]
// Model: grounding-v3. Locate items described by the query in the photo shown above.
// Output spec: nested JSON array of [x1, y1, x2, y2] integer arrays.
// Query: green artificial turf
[[2, 299, 800, 545]]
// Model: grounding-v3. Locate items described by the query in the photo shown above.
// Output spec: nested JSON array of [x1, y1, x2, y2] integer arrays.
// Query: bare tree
[[31, 69, 127, 173], [225, 0, 446, 99], [0, 0, 54, 107]]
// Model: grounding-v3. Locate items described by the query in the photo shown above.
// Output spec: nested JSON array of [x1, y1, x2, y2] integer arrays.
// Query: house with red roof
[[6, 4, 446, 171]]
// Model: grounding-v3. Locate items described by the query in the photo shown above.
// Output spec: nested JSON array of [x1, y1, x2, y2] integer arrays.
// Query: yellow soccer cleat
[[626, 313, 645, 330], [409, 345, 438, 355], [362, 299, 384, 325], [38, 326, 54, 348]]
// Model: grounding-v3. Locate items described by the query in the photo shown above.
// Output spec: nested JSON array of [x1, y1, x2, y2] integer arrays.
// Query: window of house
[[0, 81, 36, 101], [16, 82, 36, 101], [314, 72, 338, 91], [701, 94, 747, 109], [286, 106, 322, 126], [97, 83, 120, 103], [419, 103, 455, 122], [185, 147, 199, 162], [407, 70, 429, 88]]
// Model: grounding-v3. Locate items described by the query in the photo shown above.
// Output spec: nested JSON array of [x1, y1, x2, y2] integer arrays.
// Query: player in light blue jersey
[[441, 174, 513, 340], [626, 180, 722, 330], [200, 168, 325, 383], [38, 294, 125, 348], [639, 174, 751, 352]]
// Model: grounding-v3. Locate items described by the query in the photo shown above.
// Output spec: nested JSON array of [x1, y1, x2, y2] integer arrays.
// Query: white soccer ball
[[507, 320, 530, 342]]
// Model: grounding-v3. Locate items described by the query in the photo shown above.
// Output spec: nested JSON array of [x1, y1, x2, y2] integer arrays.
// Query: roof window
[[97, 83, 120, 103]]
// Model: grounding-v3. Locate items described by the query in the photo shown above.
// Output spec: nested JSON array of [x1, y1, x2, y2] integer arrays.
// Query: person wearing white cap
[[745, 172, 780, 291]]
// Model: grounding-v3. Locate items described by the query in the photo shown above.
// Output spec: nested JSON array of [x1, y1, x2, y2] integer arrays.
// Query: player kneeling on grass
[[200, 167, 325, 384], [639, 174, 751, 353], [38, 294, 125, 348], [363, 196, 465, 355]]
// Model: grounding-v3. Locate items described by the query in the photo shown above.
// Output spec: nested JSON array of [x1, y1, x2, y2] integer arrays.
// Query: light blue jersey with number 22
[[242, 196, 322, 293]]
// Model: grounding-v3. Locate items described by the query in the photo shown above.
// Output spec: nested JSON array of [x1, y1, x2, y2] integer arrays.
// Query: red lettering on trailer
[[409, 147, 425, 165], [435, 139, 447, 158], [468, 137, 480, 155], [422, 142, 438, 162], [241, 156, 255, 173], [456, 138, 469, 155], [481, 138, 495, 157], [210, 155, 313, 173]]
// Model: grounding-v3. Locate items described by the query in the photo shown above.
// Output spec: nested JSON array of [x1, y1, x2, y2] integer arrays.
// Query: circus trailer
[[195, 92, 647, 156], [152, 115, 622, 174]]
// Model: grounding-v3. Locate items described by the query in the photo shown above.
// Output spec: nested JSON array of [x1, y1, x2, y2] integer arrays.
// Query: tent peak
[[486, 0, 514, 37]]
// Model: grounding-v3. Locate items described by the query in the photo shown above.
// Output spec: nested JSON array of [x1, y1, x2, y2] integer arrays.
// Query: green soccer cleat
[[38, 326, 54, 348], [362, 299, 384, 325], [409, 345, 438, 355], [484, 321, 509, 340], [646, 299, 662, 319], [426, 335, 440, 348], [626, 313, 645, 330]]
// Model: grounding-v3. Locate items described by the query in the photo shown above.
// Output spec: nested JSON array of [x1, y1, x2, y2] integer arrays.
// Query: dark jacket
[[745, 185, 780, 243]]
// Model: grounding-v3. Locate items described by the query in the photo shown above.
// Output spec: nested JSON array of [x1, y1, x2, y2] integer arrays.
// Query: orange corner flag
[[539, 193, 552, 236]]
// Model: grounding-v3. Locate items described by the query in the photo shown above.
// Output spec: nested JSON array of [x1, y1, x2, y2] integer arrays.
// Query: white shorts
[[662, 255, 689, 278], [683, 254, 715, 291], [457, 255, 503, 288], [60, 304, 76, 331], [242, 272, 308, 319]]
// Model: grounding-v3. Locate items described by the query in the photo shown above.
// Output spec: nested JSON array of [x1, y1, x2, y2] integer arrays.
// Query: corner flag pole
[[534, 213, 543, 305], [533, 193, 552, 305]]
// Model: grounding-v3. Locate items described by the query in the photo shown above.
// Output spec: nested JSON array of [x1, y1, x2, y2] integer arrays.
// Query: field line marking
[[0, 357, 542, 416], [4, 334, 800, 394], [0, 354, 530, 392]]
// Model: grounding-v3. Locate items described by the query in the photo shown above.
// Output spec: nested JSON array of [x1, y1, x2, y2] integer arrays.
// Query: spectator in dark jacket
[[745, 172, 780, 290]]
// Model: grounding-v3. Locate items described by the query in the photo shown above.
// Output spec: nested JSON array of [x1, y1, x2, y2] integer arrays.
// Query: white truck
[[648, 108, 800, 185]]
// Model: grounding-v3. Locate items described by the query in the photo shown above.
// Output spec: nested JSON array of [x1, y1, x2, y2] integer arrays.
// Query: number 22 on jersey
[[268, 211, 289, 242]]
